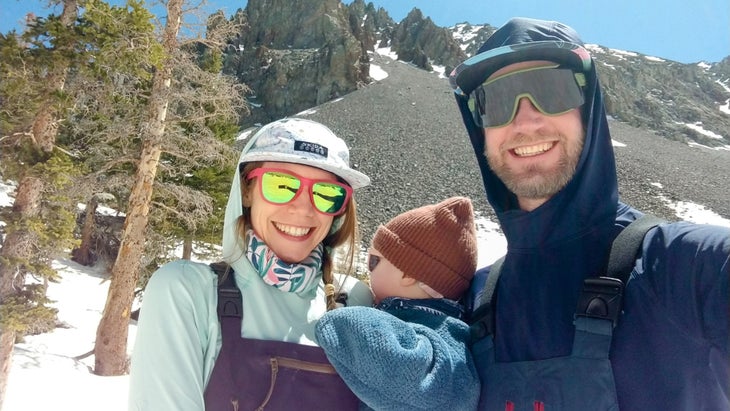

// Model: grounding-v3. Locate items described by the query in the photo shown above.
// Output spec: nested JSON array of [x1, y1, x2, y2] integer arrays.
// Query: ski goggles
[[473, 65, 586, 128], [246, 168, 352, 216]]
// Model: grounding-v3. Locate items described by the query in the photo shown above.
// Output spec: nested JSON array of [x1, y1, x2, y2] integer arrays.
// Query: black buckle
[[468, 302, 494, 343], [217, 286, 243, 318], [575, 277, 624, 327]]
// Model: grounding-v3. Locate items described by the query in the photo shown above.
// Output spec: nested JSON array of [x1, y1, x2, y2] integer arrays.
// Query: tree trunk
[[0, 177, 44, 409], [93, 142, 162, 376], [72, 196, 100, 266], [182, 237, 193, 260], [0, 176, 43, 296], [0, 331, 15, 409], [93, 0, 183, 376]]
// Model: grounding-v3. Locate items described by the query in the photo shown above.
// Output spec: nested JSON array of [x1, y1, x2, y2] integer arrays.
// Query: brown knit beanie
[[371, 197, 478, 300]]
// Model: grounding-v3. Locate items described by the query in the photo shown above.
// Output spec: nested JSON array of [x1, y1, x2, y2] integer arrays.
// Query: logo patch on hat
[[294, 140, 328, 158]]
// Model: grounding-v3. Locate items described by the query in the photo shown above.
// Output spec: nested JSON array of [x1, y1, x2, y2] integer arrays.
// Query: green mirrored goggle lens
[[478, 67, 585, 128]]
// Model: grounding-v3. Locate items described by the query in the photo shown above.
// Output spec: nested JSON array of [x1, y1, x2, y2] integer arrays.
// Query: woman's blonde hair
[[237, 162, 360, 310]]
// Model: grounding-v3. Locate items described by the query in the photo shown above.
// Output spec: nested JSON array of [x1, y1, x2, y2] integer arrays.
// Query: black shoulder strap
[[606, 215, 665, 282], [575, 214, 664, 326], [210, 262, 243, 319]]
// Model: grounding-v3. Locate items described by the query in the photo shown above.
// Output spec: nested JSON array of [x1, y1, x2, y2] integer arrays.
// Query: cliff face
[[589, 45, 730, 146], [224, 0, 369, 125], [390, 8, 467, 74], [221, 0, 467, 127]]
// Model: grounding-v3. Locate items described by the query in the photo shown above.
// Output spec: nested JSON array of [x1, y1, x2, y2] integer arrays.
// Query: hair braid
[[321, 251, 338, 311]]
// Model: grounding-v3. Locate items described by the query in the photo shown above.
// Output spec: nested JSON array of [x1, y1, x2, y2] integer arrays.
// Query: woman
[[128, 118, 372, 411]]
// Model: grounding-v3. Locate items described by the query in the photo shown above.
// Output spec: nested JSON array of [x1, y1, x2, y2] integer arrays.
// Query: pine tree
[[60, 0, 164, 270], [0, 1, 82, 404], [0, 0, 247, 386], [145, 45, 242, 264], [92, 0, 246, 375]]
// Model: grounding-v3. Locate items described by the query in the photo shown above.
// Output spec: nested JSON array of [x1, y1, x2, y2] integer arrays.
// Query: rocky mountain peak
[[218, 2, 730, 150]]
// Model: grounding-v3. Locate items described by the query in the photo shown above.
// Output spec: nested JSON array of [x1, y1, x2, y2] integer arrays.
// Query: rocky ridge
[[216, 0, 730, 151], [213, 1, 730, 271]]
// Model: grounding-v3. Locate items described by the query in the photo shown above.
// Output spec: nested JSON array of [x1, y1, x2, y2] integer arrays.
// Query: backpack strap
[[575, 214, 664, 327], [571, 214, 664, 357], [210, 262, 242, 319], [606, 215, 665, 281]]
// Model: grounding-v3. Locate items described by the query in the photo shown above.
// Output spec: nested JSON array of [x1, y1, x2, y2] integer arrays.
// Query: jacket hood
[[451, 18, 622, 360], [221, 129, 260, 266], [450, 17, 618, 249]]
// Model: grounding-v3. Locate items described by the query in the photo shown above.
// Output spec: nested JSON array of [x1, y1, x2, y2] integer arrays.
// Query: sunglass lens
[[481, 68, 583, 127], [260, 171, 300, 203], [367, 254, 380, 272], [312, 182, 348, 214]]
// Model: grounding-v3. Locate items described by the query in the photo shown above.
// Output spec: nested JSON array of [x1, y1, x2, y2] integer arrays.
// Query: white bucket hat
[[238, 118, 370, 189]]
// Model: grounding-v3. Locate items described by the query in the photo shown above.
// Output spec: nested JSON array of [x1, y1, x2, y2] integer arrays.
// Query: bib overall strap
[[211, 262, 242, 319], [210, 262, 242, 347]]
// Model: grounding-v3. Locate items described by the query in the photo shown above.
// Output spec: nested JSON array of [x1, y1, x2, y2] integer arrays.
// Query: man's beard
[[486, 132, 583, 200]]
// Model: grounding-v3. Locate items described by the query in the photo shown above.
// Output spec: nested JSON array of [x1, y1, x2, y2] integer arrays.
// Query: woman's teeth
[[274, 222, 310, 237]]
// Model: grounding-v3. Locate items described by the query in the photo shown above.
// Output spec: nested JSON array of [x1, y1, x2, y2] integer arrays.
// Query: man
[[449, 17, 729, 410]]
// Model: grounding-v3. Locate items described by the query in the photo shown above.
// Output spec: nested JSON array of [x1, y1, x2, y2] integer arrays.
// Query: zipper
[[255, 356, 338, 410], [273, 356, 338, 374]]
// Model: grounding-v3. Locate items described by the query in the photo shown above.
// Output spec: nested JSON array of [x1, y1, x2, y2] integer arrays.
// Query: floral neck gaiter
[[245, 229, 323, 295]]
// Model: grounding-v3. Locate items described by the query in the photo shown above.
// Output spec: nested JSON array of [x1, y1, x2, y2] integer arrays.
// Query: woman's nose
[[288, 187, 316, 215]]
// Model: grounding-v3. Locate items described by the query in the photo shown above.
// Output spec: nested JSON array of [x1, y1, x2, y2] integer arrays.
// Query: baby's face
[[367, 249, 405, 304]]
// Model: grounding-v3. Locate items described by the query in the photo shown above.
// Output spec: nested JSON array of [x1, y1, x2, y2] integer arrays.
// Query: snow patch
[[369, 63, 388, 81], [659, 195, 730, 227], [682, 122, 724, 139]]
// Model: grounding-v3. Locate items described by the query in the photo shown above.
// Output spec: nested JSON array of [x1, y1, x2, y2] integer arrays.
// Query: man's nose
[[510, 96, 544, 127]]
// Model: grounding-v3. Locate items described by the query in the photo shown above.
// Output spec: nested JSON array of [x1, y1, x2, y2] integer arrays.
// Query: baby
[[315, 196, 480, 411]]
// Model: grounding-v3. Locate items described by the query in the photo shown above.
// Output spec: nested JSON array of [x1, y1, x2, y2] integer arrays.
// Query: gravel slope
[[303, 53, 730, 245]]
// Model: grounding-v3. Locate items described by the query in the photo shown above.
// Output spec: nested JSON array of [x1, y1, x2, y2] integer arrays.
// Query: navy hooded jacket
[[453, 18, 730, 410]]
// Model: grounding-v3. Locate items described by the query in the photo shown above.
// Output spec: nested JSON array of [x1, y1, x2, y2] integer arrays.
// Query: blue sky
[[2, 0, 728, 63]]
